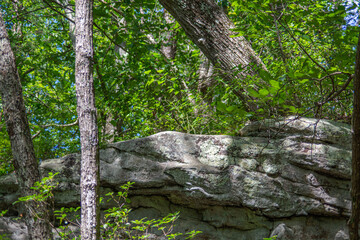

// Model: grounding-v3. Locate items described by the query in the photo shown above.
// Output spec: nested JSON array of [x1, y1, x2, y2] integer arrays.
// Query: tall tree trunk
[[75, 0, 100, 239], [350, 32, 360, 240], [158, 0, 265, 111], [0, 13, 53, 240]]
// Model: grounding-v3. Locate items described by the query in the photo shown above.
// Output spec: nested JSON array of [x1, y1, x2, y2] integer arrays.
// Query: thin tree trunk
[[198, 55, 215, 100], [62, 0, 76, 46], [160, 10, 177, 60], [75, 0, 100, 239], [158, 0, 266, 111], [350, 32, 360, 240], [0, 13, 53, 240]]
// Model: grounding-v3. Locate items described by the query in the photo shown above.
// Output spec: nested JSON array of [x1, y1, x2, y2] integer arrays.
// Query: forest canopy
[[0, 0, 359, 175]]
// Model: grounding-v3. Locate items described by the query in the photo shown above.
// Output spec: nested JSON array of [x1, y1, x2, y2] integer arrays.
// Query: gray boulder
[[0, 117, 353, 239]]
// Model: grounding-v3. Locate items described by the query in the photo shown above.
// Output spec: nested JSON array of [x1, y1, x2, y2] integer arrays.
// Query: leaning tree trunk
[[0, 13, 53, 240], [350, 32, 360, 240], [158, 0, 265, 111], [75, 0, 100, 239]]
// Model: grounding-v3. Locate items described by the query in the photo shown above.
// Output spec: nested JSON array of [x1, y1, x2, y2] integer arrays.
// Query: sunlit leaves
[[230, 0, 355, 121]]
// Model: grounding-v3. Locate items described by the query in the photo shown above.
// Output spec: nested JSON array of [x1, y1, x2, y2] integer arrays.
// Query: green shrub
[[17, 173, 202, 239]]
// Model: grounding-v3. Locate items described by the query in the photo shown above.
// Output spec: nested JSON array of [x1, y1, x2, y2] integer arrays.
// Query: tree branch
[[31, 119, 79, 139], [323, 74, 353, 103]]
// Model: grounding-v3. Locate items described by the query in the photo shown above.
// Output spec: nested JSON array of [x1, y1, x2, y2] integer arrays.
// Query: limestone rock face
[[0, 117, 352, 239]]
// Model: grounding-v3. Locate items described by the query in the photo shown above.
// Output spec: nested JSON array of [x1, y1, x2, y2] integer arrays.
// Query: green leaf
[[216, 102, 227, 113], [226, 106, 237, 112], [259, 69, 271, 81], [294, 72, 305, 78], [237, 109, 247, 117], [259, 89, 269, 96], [269, 80, 280, 89], [268, 87, 278, 95], [146, 78, 155, 86], [248, 88, 260, 98], [284, 105, 297, 113], [299, 79, 309, 84]]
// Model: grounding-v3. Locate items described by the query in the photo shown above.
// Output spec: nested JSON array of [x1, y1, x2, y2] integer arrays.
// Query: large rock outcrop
[[0, 117, 353, 239]]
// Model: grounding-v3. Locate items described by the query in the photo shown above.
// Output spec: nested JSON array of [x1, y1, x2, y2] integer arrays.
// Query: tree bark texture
[[350, 32, 360, 240], [0, 13, 53, 240], [158, 0, 265, 111], [75, 0, 100, 239]]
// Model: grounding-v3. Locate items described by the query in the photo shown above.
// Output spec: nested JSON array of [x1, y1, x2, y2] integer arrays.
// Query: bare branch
[[41, 118, 79, 128], [11, 7, 49, 20], [31, 119, 79, 139], [324, 74, 353, 103], [42, 0, 74, 23], [31, 130, 41, 139], [316, 72, 349, 81]]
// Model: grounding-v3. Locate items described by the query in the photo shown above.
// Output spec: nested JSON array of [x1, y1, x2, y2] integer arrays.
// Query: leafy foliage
[[16, 172, 59, 203], [230, 0, 357, 120], [0, 0, 358, 173], [15, 174, 202, 239], [101, 182, 201, 239], [14, 172, 58, 222]]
